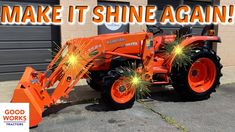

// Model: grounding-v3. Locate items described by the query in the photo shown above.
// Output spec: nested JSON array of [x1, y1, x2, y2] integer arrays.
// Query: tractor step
[[152, 72, 169, 85], [152, 81, 169, 85], [153, 66, 168, 74]]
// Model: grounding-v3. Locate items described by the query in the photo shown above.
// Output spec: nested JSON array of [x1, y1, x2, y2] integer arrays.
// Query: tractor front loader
[[11, 32, 155, 127], [11, 26, 222, 127]]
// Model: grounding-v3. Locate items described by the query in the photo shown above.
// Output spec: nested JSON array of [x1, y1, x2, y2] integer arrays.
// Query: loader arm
[[11, 32, 154, 127]]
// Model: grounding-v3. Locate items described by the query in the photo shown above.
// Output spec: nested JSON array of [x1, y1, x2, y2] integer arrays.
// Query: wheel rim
[[111, 77, 135, 104], [188, 58, 217, 93]]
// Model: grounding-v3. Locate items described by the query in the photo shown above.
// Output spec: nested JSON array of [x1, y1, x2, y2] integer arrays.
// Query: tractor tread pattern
[[171, 47, 223, 100]]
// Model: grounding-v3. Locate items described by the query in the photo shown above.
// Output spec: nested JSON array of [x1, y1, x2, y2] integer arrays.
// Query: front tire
[[171, 47, 223, 100], [102, 67, 135, 110], [86, 71, 106, 91]]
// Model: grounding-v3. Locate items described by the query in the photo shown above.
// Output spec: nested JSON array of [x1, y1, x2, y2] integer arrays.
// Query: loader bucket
[[11, 67, 45, 127]]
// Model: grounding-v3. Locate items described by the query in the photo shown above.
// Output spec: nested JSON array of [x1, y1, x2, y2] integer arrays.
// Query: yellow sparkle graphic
[[174, 46, 183, 55], [131, 75, 141, 85], [68, 54, 77, 66]]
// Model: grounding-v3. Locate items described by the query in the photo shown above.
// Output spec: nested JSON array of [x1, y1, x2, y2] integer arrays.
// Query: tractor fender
[[167, 36, 221, 72], [180, 36, 221, 47]]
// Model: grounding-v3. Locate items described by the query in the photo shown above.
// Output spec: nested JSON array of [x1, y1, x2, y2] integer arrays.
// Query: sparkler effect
[[119, 66, 151, 100], [164, 39, 192, 69], [174, 45, 183, 55], [131, 75, 141, 85], [68, 54, 77, 66], [49, 39, 95, 86]]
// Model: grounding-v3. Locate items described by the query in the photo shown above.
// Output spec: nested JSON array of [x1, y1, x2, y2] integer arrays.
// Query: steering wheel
[[146, 25, 164, 35]]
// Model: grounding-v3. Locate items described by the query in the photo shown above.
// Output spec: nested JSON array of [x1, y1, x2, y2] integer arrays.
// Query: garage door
[[98, 1, 130, 34], [148, 0, 213, 35], [0, 0, 60, 81]]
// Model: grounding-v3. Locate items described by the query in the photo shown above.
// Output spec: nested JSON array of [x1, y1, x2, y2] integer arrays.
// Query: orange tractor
[[11, 25, 222, 127]]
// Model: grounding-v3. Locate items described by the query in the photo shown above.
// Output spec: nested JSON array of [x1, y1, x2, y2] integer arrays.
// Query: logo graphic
[[105, 22, 122, 31], [0, 103, 29, 132]]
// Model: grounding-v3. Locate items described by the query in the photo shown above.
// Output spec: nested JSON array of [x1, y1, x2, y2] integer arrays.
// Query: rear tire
[[171, 47, 223, 100], [102, 67, 135, 110]]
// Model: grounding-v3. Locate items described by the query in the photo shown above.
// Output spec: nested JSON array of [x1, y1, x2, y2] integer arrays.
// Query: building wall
[[217, 0, 235, 66], [60, 0, 147, 44], [60, 0, 98, 44]]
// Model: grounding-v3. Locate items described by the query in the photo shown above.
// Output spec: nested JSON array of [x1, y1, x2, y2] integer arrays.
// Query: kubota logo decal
[[107, 38, 125, 44], [0, 103, 29, 132]]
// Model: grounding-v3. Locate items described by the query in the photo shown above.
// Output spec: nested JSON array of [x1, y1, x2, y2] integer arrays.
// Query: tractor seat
[[177, 26, 192, 39]]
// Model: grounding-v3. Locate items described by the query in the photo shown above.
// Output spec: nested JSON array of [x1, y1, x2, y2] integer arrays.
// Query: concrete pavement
[[30, 83, 235, 132], [31, 102, 179, 132]]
